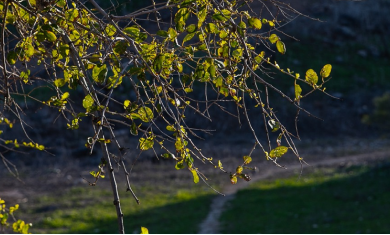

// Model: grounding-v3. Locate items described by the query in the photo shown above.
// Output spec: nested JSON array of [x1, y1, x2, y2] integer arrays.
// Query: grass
[[30, 183, 214, 234], [220, 162, 390, 233]]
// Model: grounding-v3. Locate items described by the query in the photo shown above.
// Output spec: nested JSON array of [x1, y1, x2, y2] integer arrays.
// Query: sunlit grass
[[33, 184, 214, 233]]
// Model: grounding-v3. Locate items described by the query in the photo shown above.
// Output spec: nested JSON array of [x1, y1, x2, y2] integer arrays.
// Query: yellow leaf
[[141, 227, 149, 234], [320, 64, 332, 78]]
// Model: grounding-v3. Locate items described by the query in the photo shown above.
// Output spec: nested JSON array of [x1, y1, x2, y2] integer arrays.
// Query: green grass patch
[[220, 163, 390, 233], [32, 184, 214, 233]]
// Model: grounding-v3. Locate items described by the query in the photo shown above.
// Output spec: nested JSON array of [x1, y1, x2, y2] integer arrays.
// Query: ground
[[1, 137, 390, 233]]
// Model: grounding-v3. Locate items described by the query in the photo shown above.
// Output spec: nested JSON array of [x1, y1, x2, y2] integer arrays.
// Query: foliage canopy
[[0, 0, 333, 232]]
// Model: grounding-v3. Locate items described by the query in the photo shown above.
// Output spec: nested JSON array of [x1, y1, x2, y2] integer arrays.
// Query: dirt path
[[198, 150, 390, 234]]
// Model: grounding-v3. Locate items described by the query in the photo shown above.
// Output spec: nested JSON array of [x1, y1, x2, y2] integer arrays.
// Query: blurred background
[[1, 0, 390, 233]]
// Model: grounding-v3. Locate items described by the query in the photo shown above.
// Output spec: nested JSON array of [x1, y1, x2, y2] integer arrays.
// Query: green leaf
[[124, 27, 140, 38], [175, 62, 183, 73], [161, 153, 175, 159], [92, 64, 107, 83], [212, 9, 231, 22], [197, 7, 207, 28], [7, 51, 17, 64], [139, 137, 154, 150], [232, 48, 243, 59], [276, 40, 286, 54], [243, 156, 252, 164], [268, 119, 280, 132], [166, 125, 176, 131], [205, 23, 218, 34], [269, 34, 279, 44], [6, 14, 16, 24], [248, 17, 262, 29], [20, 70, 30, 84], [220, 87, 229, 97], [61, 92, 69, 100], [44, 30, 57, 42], [295, 84, 302, 100], [130, 122, 138, 136], [168, 28, 177, 40], [105, 24, 116, 37], [82, 95, 94, 112], [153, 54, 164, 73], [182, 33, 195, 45], [190, 168, 199, 183], [320, 64, 332, 78], [138, 106, 154, 122], [26, 45, 34, 59], [141, 227, 149, 234], [305, 69, 318, 86], [186, 24, 196, 33], [36, 32, 45, 42], [238, 21, 247, 29], [54, 78, 66, 87], [137, 32, 148, 43], [56, 0, 66, 7], [175, 138, 187, 151], [208, 64, 216, 78], [175, 160, 185, 170], [113, 41, 129, 55], [157, 30, 169, 38], [269, 146, 289, 158], [28, 0, 36, 6]]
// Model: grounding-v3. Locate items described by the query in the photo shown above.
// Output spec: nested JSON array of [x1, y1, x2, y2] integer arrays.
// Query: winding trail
[[198, 150, 390, 234]]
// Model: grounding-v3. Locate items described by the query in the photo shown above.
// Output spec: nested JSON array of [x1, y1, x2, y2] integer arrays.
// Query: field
[[220, 162, 390, 233]]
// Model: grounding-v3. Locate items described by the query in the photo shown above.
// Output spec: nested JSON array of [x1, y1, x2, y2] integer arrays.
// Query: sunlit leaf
[[197, 7, 207, 28], [248, 17, 262, 29], [139, 137, 154, 150], [54, 78, 66, 87], [269, 146, 289, 158], [276, 40, 286, 54], [140, 227, 149, 234], [295, 84, 302, 101], [269, 34, 279, 44], [320, 64, 332, 78], [82, 95, 94, 112], [153, 54, 164, 73], [230, 175, 237, 184], [243, 156, 252, 164], [305, 69, 318, 86], [182, 33, 195, 45], [190, 168, 199, 183], [157, 30, 169, 38], [138, 106, 154, 122], [205, 23, 218, 34], [212, 9, 231, 22], [186, 24, 196, 33], [92, 64, 107, 83], [105, 24, 116, 37], [124, 27, 140, 38], [168, 28, 177, 40], [268, 119, 280, 132]]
